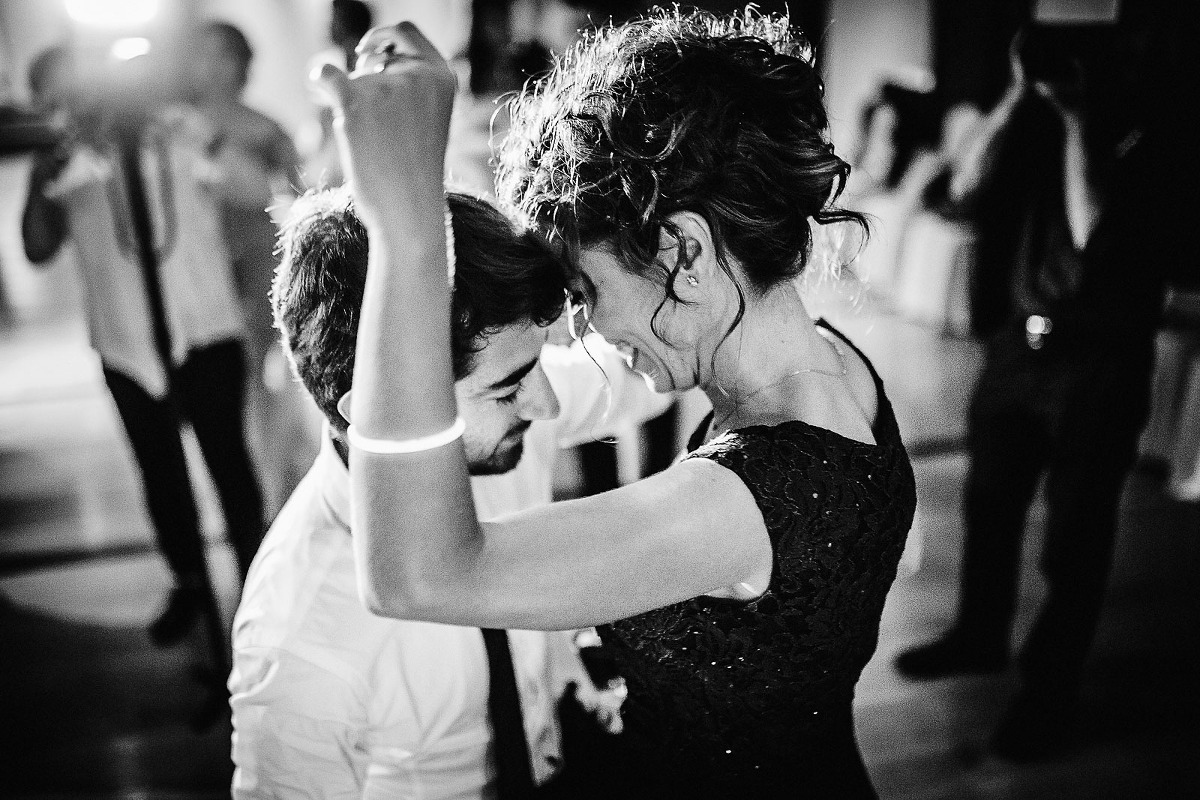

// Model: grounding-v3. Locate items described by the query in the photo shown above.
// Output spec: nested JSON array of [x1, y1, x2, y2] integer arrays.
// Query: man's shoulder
[[236, 473, 477, 661], [226, 103, 291, 144], [235, 479, 371, 644]]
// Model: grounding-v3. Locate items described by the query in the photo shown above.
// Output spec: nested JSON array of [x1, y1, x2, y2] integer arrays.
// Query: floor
[[1, 160, 1197, 798]]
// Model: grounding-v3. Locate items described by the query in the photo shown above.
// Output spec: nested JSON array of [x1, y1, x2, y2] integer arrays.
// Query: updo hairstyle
[[498, 7, 867, 342]]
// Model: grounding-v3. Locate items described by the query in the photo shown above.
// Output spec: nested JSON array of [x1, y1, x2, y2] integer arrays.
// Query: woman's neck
[[701, 284, 841, 433]]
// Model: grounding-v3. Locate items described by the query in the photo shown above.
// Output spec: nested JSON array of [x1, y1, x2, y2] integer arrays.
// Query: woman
[[318, 8, 916, 796]]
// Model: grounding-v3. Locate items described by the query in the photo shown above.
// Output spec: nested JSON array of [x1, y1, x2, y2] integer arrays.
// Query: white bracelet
[[347, 417, 466, 454]]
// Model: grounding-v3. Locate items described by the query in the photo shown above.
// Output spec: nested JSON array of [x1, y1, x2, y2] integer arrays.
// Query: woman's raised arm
[[321, 22, 771, 631], [315, 22, 481, 616]]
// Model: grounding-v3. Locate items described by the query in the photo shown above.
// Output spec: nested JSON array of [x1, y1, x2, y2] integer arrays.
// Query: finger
[[354, 46, 424, 76], [355, 21, 444, 68], [354, 47, 395, 76], [388, 21, 444, 62], [1009, 27, 1026, 56], [354, 25, 401, 59], [310, 62, 350, 110]]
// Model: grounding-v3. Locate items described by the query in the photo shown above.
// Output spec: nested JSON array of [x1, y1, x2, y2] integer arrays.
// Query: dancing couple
[[237, 7, 916, 798]]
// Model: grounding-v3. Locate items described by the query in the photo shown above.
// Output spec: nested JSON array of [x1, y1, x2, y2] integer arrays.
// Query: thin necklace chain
[[712, 336, 848, 432]]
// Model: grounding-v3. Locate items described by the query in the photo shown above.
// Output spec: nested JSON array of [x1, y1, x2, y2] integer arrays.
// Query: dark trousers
[[958, 322, 1154, 704], [104, 340, 265, 585]]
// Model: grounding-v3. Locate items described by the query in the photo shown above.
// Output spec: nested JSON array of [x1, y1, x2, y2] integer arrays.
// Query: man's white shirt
[[229, 338, 670, 799], [43, 107, 245, 398]]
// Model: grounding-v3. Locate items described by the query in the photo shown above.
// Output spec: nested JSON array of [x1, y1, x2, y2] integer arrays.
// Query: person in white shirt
[[21, 45, 264, 656], [186, 20, 308, 517], [229, 188, 668, 798]]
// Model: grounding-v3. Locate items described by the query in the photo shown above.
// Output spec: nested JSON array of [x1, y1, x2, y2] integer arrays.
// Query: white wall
[[198, 0, 471, 138], [198, 0, 326, 137], [822, 0, 933, 157], [0, 0, 472, 137], [372, 0, 471, 56], [0, 0, 73, 104]]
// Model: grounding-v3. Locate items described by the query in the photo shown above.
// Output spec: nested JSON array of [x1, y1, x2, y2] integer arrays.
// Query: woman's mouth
[[615, 341, 658, 382], [613, 341, 637, 370]]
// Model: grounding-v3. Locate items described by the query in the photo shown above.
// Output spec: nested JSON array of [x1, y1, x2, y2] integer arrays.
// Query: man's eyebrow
[[485, 358, 539, 392]]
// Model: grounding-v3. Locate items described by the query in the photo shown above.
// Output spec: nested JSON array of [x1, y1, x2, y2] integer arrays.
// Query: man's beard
[[466, 424, 529, 476]]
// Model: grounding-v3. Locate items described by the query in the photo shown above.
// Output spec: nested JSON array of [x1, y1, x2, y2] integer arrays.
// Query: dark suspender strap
[[481, 628, 536, 797], [117, 133, 174, 382]]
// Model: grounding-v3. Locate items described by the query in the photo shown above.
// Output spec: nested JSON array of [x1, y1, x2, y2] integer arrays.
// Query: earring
[[685, 274, 699, 287]]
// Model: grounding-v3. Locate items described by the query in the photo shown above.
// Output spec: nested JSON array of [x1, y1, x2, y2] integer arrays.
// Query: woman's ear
[[659, 211, 718, 288]]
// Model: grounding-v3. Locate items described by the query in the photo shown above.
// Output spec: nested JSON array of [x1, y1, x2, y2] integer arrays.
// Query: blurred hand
[[30, 148, 70, 185], [1032, 66, 1085, 127], [310, 21, 456, 222], [1006, 29, 1029, 92]]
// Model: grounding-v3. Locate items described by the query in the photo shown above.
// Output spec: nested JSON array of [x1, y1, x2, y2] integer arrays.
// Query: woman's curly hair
[[497, 6, 867, 344]]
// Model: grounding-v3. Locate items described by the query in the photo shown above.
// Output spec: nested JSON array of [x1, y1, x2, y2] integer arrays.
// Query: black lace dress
[[596, 324, 917, 798]]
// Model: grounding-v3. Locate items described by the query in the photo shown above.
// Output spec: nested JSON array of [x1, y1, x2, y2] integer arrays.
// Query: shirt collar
[[315, 424, 352, 531]]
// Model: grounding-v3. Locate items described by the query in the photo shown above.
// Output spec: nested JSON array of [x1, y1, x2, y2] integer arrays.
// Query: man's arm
[[22, 150, 69, 265], [230, 649, 370, 799], [947, 34, 1029, 207], [265, 119, 305, 195], [1039, 84, 1103, 250]]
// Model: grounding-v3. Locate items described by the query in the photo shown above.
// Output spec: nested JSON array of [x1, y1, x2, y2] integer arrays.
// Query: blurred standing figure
[[303, 0, 373, 186], [896, 15, 1199, 760], [328, 0, 374, 72], [189, 21, 307, 515], [21, 46, 265, 654]]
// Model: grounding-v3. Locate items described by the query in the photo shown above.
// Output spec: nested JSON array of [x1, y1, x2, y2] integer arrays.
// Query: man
[[189, 20, 304, 348], [21, 45, 264, 651], [189, 20, 308, 514], [229, 188, 666, 797], [895, 15, 1198, 760]]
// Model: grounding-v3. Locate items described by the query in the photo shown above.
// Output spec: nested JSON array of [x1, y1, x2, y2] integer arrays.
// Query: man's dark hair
[[272, 188, 565, 431], [200, 21, 254, 87]]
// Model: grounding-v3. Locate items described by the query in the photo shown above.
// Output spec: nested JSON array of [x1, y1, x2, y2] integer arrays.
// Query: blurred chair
[[891, 210, 976, 337], [888, 104, 982, 336], [1168, 353, 1200, 501], [1139, 290, 1200, 501]]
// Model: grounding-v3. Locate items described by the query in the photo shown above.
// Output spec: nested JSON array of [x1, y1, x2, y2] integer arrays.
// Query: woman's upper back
[[597, 326, 916, 780]]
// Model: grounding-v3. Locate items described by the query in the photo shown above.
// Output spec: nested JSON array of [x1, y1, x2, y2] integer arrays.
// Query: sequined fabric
[[597, 329, 916, 797]]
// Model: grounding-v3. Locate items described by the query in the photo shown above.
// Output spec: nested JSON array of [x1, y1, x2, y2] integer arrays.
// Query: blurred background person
[[188, 19, 307, 517], [444, 38, 553, 197], [328, 0, 375, 72], [20, 43, 264, 675], [302, 0, 373, 187], [840, 74, 961, 303], [895, 6, 1199, 761]]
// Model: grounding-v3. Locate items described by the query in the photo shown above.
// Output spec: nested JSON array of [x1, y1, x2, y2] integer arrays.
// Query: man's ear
[[658, 211, 718, 286]]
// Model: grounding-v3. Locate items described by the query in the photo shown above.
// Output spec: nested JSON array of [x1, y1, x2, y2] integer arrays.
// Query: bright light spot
[[65, 0, 159, 28], [111, 37, 151, 61]]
